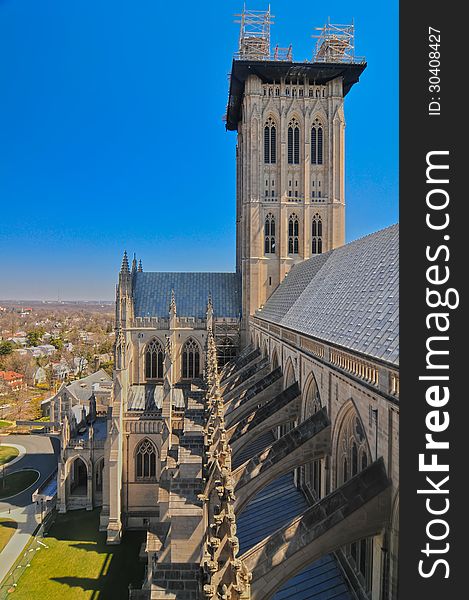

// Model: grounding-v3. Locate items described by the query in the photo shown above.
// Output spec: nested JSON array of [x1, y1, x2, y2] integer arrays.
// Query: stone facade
[[54, 12, 399, 600], [234, 74, 348, 325], [248, 318, 399, 599]]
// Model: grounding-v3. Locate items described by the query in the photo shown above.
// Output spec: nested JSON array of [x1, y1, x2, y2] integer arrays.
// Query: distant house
[[24, 344, 56, 358], [52, 361, 71, 381], [73, 357, 88, 375], [8, 336, 28, 346], [0, 370, 25, 391], [37, 344, 56, 355], [34, 367, 48, 386]]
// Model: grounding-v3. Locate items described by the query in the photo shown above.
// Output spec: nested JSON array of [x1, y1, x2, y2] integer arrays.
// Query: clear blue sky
[[0, 0, 398, 301]]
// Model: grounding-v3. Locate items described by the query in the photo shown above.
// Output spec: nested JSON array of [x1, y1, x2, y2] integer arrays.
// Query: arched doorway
[[69, 457, 88, 496]]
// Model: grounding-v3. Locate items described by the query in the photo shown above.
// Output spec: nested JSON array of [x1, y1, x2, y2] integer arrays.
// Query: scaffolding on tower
[[313, 19, 365, 64], [235, 5, 273, 60]]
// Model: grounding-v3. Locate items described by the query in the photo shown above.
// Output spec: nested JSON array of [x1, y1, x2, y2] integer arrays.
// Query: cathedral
[[55, 8, 399, 600]]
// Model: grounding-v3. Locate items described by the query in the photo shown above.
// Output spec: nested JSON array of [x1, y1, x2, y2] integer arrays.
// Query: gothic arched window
[[288, 118, 300, 164], [182, 338, 200, 379], [264, 118, 277, 164], [337, 408, 373, 591], [288, 213, 299, 254], [303, 374, 322, 497], [311, 119, 323, 165], [145, 338, 164, 379], [136, 438, 157, 479], [312, 214, 323, 255], [264, 213, 276, 254]]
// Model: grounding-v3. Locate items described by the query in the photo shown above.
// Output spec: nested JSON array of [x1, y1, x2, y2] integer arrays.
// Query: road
[[0, 434, 59, 584]]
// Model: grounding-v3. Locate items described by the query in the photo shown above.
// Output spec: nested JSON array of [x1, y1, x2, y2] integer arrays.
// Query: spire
[[138, 259, 143, 272], [120, 250, 130, 274], [131, 253, 137, 273]]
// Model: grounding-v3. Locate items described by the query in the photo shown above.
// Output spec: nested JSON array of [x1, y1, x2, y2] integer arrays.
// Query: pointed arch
[[182, 337, 201, 379], [288, 213, 300, 254], [312, 213, 323, 255], [264, 212, 276, 254], [65, 455, 90, 497], [311, 117, 324, 165], [333, 400, 372, 486], [135, 438, 157, 480], [145, 338, 164, 379], [283, 357, 296, 388], [287, 117, 300, 164], [302, 371, 322, 418], [264, 116, 277, 164], [301, 371, 323, 497], [333, 400, 374, 590], [271, 348, 279, 370]]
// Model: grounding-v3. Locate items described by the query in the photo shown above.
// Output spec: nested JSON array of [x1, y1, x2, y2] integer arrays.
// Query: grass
[[0, 445, 19, 466], [11, 510, 145, 599], [0, 420, 14, 429], [0, 518, 17, 552], [0, 470, 39, 499]]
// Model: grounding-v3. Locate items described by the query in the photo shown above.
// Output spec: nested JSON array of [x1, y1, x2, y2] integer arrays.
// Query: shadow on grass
[[44, 510, 145, 599], [0, 519, 18, 531]]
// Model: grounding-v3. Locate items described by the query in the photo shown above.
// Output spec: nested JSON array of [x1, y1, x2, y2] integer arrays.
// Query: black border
[[400, 3, 466, 597]]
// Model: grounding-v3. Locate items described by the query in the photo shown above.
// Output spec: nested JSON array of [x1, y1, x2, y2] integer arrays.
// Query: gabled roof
[[133, 272, 241, 319], [66, 369, 112, 403], [257, 224, 399, 366]]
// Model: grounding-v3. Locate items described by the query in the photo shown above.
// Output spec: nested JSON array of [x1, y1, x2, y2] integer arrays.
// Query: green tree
[[26, 330, 42, 347], [50, 337, 63, 351], [0, 341, 13, 356]]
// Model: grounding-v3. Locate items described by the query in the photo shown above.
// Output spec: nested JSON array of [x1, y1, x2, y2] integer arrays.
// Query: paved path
[[0, 434, 59, 584]]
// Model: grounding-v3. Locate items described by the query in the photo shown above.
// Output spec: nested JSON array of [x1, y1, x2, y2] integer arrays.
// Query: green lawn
[[0, 445, 19, 466], [12, 510, 145, 599], [0, 469, 39, 499], [0, 420, 14, 429], [0, 518, 17, 552]]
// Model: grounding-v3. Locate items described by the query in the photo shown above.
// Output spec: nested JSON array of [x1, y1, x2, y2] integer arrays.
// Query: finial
[[131, 253, 137, 273], [169, 289, 177, 314], [138, 259, 143, 272], [120, 250, 130, 274], [207, 292, 213, 311]]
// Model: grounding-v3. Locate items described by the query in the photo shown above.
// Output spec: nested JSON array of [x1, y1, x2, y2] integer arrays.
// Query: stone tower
[[226, 9, 366, 328]]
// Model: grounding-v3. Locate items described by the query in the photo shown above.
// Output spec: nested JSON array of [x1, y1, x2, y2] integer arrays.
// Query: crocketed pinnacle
[[120, 250, 130, 274]]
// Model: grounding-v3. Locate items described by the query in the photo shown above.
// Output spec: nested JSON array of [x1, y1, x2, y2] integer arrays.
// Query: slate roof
[[258, 224, 399, 366], [133, 272, 241, 319], [236, 432, 353, 599], [66, 369, 112, 403]]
